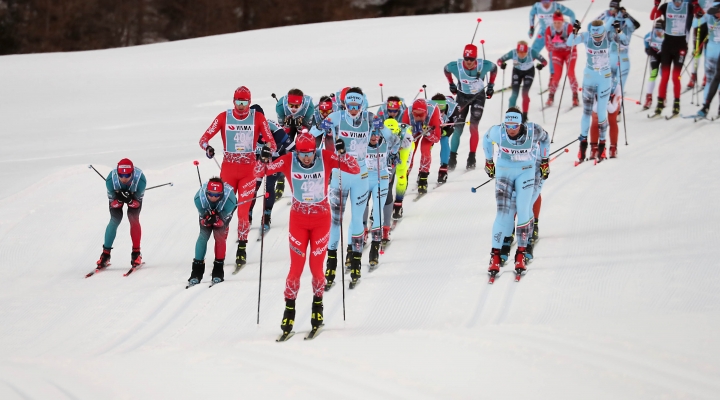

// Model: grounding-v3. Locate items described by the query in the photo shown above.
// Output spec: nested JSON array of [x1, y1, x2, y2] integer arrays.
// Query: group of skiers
[[91, 0, 720, 339]]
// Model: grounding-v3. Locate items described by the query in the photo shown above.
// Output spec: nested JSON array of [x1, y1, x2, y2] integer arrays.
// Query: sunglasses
[[347, 103, 362, 111], [234, 100, 250, 106], [207, 192, 222, 198], [118, 173, 131, 178], [412, 111, 427, 118], [288, 103, 301, 109], [505, 122, 520, 130], [298, 151, 314, 158], [463, 57, 477, 62], [387, 109, 399, 114]]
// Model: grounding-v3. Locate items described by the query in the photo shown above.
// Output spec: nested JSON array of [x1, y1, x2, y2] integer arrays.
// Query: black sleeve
[[627, 14, 641, 30], [698, 23, 708, 46], [686, 7, 694, 34]]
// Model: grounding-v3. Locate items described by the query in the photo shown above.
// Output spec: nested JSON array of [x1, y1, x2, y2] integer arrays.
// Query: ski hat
[[345, 92, 363, 106], [207, 181, 223, 193], [117, 158, 134, 175], [386, 100, 401, 110], [589, 21, 606, 41], [287, 94, 303, 106], [552, 10, 564, 22], [295, 130, 316, 153], [318, 99, 333, 111], [463, 44, 478, 59], [654, 19, 665, 30], [609, 0, 620, 9], [384, 118, 401, 134], [412, 99, 428, 117], [233, 86, 251, 102], [516, 42, 529, 53], [504, 111, 523, 126]]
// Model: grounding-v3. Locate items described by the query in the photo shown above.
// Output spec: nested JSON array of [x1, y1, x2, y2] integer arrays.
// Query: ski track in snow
[[1, 0, 720, 398]]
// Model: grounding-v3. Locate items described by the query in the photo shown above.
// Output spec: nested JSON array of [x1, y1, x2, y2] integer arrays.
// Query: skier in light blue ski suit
[[697, 3, 720, 117], [597, 2, 641, 93]]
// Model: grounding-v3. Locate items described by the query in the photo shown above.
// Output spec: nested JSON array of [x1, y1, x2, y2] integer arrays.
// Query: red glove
[[200, 217, 211, 227], [213, 218, 224, 228], [128, 199, 141, 209], [110, 199, 123, 209], [654, 0, 660, 7]]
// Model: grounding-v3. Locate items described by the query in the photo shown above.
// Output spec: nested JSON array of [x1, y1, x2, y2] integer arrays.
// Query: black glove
[[612, 20, 621, 33], [449, 82, 458, 95], [573, 20, 581, 34], [618, 7, 628, 17], [500, 62, 507, 70], [260, 145, 272, 163], [335, 139, 346, 154], [644, 47, 656, 56], [205, 145, 215, 159], [485, 85, 494, 99], [283, 115, 293, 126], [536, 63, 544, 71], [116, 191, 132, 204], [202, 211, 218, 227]]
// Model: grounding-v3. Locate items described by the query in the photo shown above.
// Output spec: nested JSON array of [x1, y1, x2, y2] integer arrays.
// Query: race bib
[[499, 146, 533, 162]]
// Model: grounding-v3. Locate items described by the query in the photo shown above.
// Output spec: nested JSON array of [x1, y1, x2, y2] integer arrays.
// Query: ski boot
[[488, 248, 502, 274], [531, 220, 539, 245], [597, 140, 607, 160], [671, 98, 680, 117], [274, 176, 285, 202], [526, 243, 535, 261], [578, 139, 588, 162], [188, 259, 205, 286], [280, 298, 296, 334], [515, 247, 527, 273], [437, 164, 448, 184], [652, 97, 665, 117], [349, 251, 362, 288], [325, 249, 337, 289], [609, 145, 617, 158], [236, 240, 247, 268], [130, 248, 142, 267], [248, 211, 252, 226], [417, 172, 429, 194], [448, 152, 458, 171], [262, 210, 271, 233], [96, 247, 112, 269], [643, 94, 652, 110], [522, 112, 528, 122], [344, 244, 352, 268], [369, 241, 380, 268], [589, 142, 598, 160], [392, 203, 403, 220], [466, 152, 477, 170], [545, 92, 554, 107], [572, 92, 580, 107], [686, 73, 697, 90], [310, 296, 323, 329], [381, 226, 391, 247], [499, 236, 513, 264], [211, 259, 224, 284], [697, 105, 709, 119]]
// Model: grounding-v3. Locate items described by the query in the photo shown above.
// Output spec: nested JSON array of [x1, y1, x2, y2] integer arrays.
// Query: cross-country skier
[[545, 10, 580, 108], [643, 19, 666, 110], [650, 0, 698, 117], [603, 4, 641, 94], [444, 43, 498, 171], [401, 99, 442, 195], [254, 133, 359, 337], [188, 178, 238, 287], [430, 93, 460, 184], [96, 158, 146, 271], [273, 89, 315, 202], [694, 2, 720, 119], [199, 86, 277, 270], [687, 0, 714, 90], [497, 41, 548, 120], [566, 19, 628, 162], [331, 87, 369, 111], [529, 0, 576, 74], [321, 88, 394, 287], [484, 107, 550, 277]]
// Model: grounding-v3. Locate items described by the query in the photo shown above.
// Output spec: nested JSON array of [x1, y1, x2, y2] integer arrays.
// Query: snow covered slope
[[1, 0, 719, 398]]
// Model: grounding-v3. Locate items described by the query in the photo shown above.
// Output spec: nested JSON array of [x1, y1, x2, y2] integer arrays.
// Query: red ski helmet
[[207, 181, 223, 192], [295, 130, 316, 153], [233, 86, 251, 102], [117, 158, 134, 175], [552, 10, 564, 22], [463, 44, 478, 59], [412, 99, 428, 119], [516, 42, 529, 53]]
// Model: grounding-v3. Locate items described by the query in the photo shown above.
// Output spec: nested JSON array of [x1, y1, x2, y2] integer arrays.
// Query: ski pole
[[374, 141, 383, 259], [470, 177, 494, 193], [500, 68, 506, 123], [480, 39, 486, 60], [379, 83, 384, 102], [549, 138, 578, 156], [616, 44, 628, 145], [88, 165, 105, 180], [549, 148, 570, 162], [193, 160, 202, 187], [422, 84, 428, 100], [412, 87, 424, 101], [639, 55, 649, 100], [579, 0, 596, 24], [550, 72, 568, 143], [271, 93, 279, 103], [537, 65, 546, 124], [470, 18, 482, 43], [337, 150, 347, 321], [146, 182, 173, 190], [257, 165, 267, 324], [212, 155, 221, 170]]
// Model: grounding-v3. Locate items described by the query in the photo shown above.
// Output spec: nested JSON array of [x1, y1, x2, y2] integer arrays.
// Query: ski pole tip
[[564, 148, 569, 153], [379, 83, 383, 86], [471, 187, 477, 193], [170, 182, 174, 186], [193, 160, 199, 166], [480, 39, 485, 44]]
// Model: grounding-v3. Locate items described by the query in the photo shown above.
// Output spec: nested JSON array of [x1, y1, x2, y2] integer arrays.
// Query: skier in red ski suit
[[401, 99, 441, 195], [255, 132, 359, 337], [199, 86, 277, 269], [545, 10, 580, 107]]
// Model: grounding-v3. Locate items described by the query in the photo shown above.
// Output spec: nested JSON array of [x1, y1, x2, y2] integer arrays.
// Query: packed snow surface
[[1, 0, 719, 398]]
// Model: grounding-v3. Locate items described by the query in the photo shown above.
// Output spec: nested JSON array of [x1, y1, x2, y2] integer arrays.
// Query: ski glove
[[213, 218, 224, 228], [528, 26, 535, 38], [201, 211, 218, 227], [573, 20, 581, 34], [372, 116, 383, 130], [128, 199, 141, 209], [206, 145, 215, 159], [260, 145, 272, 163], [536, 63, 544, 71], [612, 20, 621, 33], [335, 139, 346, 154], [499, 61, 507, 70], [110, 199, 123, 209], [388, 152, 400, 166], [540, 158, 550, 180], [484, 159, 495, 178], [321, 118, 333, 131], [449, 82, 458, 95], [485, 84, 495, 99], [116, 191, 132, 204], [654, 0, 660, 6]]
